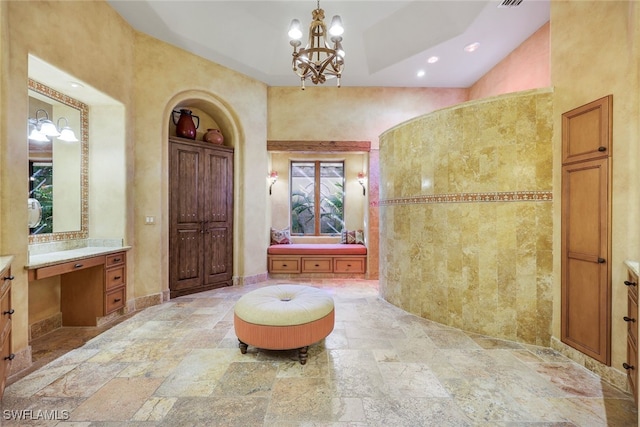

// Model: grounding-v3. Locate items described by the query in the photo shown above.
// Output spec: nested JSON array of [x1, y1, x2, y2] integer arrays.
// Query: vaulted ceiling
[[109, 0, 550, 88]]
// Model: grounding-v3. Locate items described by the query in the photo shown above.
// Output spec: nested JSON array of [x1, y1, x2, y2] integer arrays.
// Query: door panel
[[204, 150, 230, 223], [562, 95, 612, 164], [561, 158, 610, 363]]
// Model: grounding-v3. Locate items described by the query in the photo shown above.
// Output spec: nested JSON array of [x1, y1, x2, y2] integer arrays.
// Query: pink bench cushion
[[268, 243, 367, 255]]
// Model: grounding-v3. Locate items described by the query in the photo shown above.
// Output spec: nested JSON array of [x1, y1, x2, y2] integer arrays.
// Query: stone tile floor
[[1, 279, 637, 426]]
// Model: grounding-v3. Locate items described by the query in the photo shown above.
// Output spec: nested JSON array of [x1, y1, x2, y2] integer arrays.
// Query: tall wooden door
[[561, 95, 612, 364], [170, 137, 233, 298]]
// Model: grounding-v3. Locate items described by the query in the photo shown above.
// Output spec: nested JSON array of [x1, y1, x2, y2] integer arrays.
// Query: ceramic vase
[[203, 128, 224, 145]]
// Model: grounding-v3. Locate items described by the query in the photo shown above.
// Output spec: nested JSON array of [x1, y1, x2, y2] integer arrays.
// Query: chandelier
[[288, 0, 345, 89]]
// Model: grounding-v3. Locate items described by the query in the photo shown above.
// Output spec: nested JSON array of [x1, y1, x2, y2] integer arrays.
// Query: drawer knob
[[315, 264, 320, 267], [623, 362, 635, 370], [3, 275, 14, 281], [282, 264, 288, 267], [3, 309, 14, 316], [4, 353, 14, 361], [625, 281, 638, 287], [114, 276, 122, 280], [113, 298, 122, 303], [624, 316, 636, 323], [598, 146, 607, 152], [74, 263, 83, 268], [597, 258, 605, 263], [113, 258, 121, 262]]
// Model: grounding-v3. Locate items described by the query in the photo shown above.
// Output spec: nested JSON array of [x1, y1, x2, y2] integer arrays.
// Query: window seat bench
[[268, 244, 367, 274]]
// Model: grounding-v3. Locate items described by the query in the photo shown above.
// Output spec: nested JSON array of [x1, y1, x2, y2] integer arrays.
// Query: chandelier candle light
[[288, 0, 345, 89]]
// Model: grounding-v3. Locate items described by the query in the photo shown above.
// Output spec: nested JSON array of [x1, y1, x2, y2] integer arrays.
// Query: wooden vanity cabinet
[[624, 267, 639, 402], [0, 261, 14, 400], [56, 251, 127, 326]]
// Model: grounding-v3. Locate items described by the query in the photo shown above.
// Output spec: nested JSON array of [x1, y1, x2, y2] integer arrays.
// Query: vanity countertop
[[625, 260, 639, 277], [0, 255, 15, 273], [25, 246, 131, 270]]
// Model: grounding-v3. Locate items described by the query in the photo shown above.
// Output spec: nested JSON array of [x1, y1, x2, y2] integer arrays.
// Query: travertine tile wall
[[379, 88, 554, 346]]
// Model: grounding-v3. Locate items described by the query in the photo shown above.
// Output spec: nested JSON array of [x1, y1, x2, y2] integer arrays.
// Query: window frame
[[289, 160, 345, 236]]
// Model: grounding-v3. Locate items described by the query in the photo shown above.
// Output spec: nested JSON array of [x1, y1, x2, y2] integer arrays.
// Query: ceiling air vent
[[498, 0, 524, 7]]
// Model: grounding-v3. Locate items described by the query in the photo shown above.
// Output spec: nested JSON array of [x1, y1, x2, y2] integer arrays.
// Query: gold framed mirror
[[28, 79, 88, 243]]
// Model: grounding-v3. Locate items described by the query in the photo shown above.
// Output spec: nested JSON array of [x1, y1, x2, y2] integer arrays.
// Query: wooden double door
[[169, 137, 233, 298], [561, 95, 612, 364]]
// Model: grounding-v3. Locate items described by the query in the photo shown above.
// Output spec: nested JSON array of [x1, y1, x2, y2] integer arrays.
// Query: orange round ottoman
[[233, 285, 335, 364]]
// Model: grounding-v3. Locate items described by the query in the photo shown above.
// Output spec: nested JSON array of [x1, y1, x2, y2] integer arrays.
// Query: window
[[290, 161, 344, 235]]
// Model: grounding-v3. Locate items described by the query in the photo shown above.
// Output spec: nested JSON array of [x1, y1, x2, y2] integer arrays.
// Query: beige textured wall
[[132, 33, 268, 296], [0, 0, 136, 365], [268, 87, 468, 150], [469, 22, 551, 101], [550, 1, 640, 380], [379, 89, 554, 345], [0, 0, 269, 370]]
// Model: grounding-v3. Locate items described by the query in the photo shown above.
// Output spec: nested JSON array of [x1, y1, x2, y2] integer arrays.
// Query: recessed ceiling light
[[464, 42, 480, 53], [417, 70, 425, 77], [427, 56, 439, 64], [69, 81, 84, 88]]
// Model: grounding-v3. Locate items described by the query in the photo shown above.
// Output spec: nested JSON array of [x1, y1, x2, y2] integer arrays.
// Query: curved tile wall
[[379, 88, 553, 345]]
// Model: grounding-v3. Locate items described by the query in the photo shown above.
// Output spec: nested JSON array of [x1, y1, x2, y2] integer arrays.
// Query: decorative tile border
[[379, 191, 552, 206]]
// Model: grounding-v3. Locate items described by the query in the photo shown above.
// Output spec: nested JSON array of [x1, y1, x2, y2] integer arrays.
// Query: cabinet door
[[561, 158, 610, 364], [170, 139, 234, 297], [562, 95, 612, 164], [170, 142, 205, 292], [203, 149, 233, 286], [0, 268, 12, 401]]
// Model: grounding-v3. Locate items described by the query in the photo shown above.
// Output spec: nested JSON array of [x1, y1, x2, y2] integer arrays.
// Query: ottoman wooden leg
[[298, 346, 309, 365], [238, 339, 248, 354]]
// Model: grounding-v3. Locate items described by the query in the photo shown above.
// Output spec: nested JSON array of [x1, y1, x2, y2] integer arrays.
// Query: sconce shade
[[58, 127, 79, 142], [28, 128, 49, 142], [39, 120, 60, 137]]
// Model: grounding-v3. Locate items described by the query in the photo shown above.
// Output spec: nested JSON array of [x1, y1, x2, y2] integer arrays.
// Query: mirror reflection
[[28, 79, 88, 241]]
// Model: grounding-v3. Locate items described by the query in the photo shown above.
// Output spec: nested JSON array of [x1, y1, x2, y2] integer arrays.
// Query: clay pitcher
[[172, 109, 199, 140]]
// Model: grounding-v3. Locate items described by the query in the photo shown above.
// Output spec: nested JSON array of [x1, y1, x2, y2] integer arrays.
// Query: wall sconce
[[56, 117, 79, 142], [28, 109, 78, 142], [357, 172, 366, 196], [268, 171, 278, 195]]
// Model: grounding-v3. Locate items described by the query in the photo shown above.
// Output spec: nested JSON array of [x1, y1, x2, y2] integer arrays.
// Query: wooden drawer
[[105, 266, 126, 291], [106, 252, 126, 268], [105, 287, 126, 314], [0, 285, 10, 346], [0, 327, 11, 400], [34, 255, 104, 280], [628, 270, 639, 302], [628, 335, 638, 402], [302, 258, 333, 273], [269, 257, 301, 273], [628, 293, 638, 348], [333, 257, 366, 273]]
